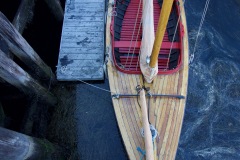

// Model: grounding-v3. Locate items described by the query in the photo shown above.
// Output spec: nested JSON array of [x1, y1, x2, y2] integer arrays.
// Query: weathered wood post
[[21, 98, 38, 134], [0, 49, 57, 106], [0, 127, 64, 160], [0, 102, 5, 126], [0, 0, 36, 65], [44, 0, 64, 21], [0, 35, 10, 83], [12, 0, 36, 34], [0, 12, 55, 81], [0, 35, 10, 57]]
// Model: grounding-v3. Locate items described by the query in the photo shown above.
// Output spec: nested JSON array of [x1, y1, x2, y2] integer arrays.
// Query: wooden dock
[[57, 0, 105, 81]]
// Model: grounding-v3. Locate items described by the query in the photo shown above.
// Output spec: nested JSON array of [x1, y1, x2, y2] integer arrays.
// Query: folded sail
[[140, 0, 157, 83], [140, 0, 174, 83]]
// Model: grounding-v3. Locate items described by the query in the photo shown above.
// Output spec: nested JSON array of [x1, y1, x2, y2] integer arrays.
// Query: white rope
[[190, 0, 211, 64], [108, 7, 117, 17], [60, 66, 115, 94], [76, 78, 115, 94]]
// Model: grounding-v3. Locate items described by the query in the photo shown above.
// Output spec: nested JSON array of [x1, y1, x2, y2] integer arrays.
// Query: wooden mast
[[149, 0, 174, 68]]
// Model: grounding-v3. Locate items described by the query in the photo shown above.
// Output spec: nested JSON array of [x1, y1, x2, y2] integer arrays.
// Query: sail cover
[[140, 0, 158, 83]]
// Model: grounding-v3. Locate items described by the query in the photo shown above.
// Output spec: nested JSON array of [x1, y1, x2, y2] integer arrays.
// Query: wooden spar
[[12, 0, 36, 34], [0, 127, 64, 159], [140, 90, 154, 160], [0, 12, 55, 81], [149, 0, 174, 68], [44, 0, 63, 21], [140, 0, 156, 83], [0, 49, 57, 106]]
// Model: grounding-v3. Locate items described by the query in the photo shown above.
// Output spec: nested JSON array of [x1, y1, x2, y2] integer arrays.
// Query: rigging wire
[[124, 0, 142, 68], [128, 6, 143, 70], [190, 0, 211, 64]]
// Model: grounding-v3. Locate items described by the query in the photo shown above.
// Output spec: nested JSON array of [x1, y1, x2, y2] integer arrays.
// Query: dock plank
[[62, 37, 103, 43], [63, 26, 104, 32], [62, 31, 103, 38], [64, 17, 104, 23], [60, 47, 102, 54], [64, 21, 103, 27], [57, 0, 105, 81], [59, 53, 102, 60]]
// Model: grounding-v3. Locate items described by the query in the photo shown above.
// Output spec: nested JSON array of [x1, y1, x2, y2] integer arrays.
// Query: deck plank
[[57, 0, 105, 81]]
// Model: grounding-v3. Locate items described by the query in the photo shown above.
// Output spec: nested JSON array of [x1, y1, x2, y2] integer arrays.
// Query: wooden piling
[[0, 127, 64, 160], [0, 49, 57, 106], [21, 98, 38, 134], [1, 0, 36, 62], [44, 0, 64, 21], [12, 0, 36, 34], [0, 35, 11, 82], [0, 35, 10, 58], [0, 12, 55, 81], [0, 102, 5, 126]]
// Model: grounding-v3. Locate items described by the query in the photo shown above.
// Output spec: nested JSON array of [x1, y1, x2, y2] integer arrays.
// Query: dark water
[[177, 0, 240, 159], [76, 81, 128, 159], [76, 0, 240, 159]]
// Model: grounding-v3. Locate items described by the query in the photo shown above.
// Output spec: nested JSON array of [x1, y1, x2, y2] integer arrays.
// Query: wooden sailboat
[[106, 0, 188, 159]]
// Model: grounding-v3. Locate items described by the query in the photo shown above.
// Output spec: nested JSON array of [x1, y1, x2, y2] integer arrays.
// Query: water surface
[[177, 0, 240, 159]]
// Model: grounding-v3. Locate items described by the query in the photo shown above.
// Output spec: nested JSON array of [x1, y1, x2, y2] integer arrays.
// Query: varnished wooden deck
[[106, 0, 189, 159]]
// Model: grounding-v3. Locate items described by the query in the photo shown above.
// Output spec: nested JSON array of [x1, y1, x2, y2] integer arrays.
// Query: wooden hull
[[106, 0, 188, 159]]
